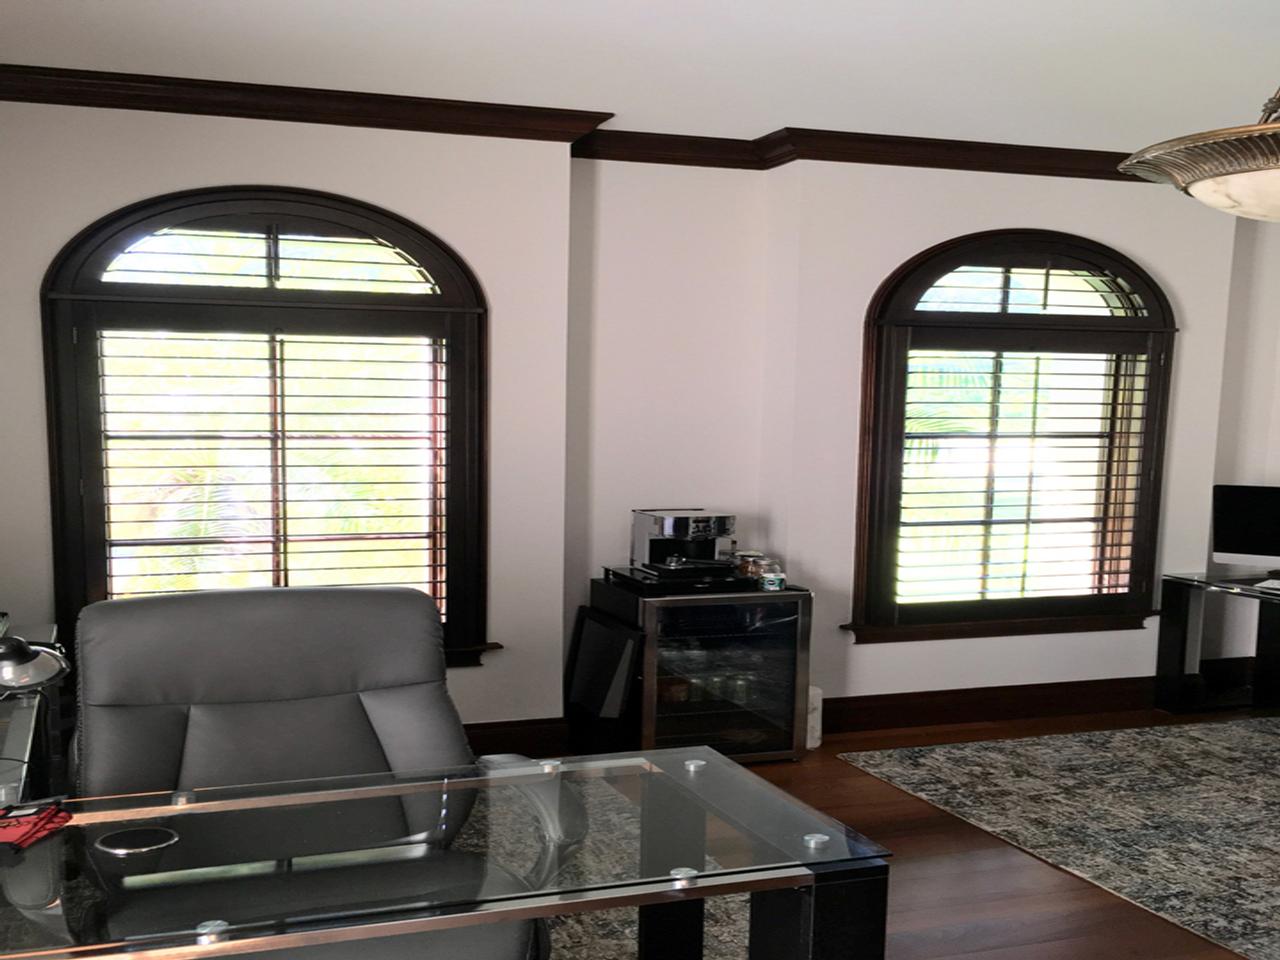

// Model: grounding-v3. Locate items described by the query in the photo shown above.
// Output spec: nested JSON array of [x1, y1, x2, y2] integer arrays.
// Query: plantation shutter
[[897, 348, 1147, 605], [98, 329, 450, 616], [854, 231, 1175, 641]]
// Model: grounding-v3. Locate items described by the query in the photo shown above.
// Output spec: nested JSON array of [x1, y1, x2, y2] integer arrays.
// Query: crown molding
[[575, 126, 1139, 181], [0, 63, 614, 142], [760, 127, 1137, 180], [0, 63, 1141, 180], [570, 129, 761, 168]]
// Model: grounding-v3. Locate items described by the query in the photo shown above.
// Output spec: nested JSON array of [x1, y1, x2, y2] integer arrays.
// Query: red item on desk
[[0, 803, 71, 850]]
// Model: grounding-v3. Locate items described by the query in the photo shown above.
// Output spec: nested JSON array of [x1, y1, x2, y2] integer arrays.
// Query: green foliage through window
[[897, 349, 1146, 604]]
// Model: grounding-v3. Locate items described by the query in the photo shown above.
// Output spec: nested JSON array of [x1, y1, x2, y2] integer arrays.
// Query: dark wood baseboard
[[470, 675, 1165, 755], [822, 675, 1157, 734], [465, 717, 568, 758]]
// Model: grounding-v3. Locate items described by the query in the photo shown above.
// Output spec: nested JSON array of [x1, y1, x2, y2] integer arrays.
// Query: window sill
[[840, 613, 1154, 644], [445, 641, 504, 668]]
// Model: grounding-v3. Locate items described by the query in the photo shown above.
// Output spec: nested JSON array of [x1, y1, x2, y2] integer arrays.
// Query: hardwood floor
[[754, 709, 1251, 960]]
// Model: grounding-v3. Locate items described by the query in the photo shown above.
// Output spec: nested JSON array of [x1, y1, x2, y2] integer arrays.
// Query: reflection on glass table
[[0, 747, 888, 960], [0, 694, 37, 807]]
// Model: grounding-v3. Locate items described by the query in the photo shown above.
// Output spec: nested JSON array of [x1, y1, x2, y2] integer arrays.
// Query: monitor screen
[[1212, 484, 1280, 565]]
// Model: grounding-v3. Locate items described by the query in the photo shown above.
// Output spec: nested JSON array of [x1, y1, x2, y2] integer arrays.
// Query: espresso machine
[[602, 508, 754, 595], [630, 508, 736, 565]]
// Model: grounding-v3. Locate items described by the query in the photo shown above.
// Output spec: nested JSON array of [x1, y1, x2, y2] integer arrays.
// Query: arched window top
[[917, 265, 1142, 317], [46, 187, 483, 310], [875, 230, 1170, 330], [102, 220, 441, 295]]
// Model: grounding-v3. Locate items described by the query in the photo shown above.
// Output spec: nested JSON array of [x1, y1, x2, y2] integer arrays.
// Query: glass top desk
[[1158, 573, 1280, 711], [0, 746, 888, 960], [0, 695, 39, 806]]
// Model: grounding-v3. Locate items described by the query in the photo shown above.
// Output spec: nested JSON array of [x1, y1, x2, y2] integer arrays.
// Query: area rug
[[457, 778, 749, 959], [841, 717, 1280, 960]]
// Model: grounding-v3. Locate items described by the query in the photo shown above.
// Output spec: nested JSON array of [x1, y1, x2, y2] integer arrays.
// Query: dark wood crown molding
[[575, 126, 1141, 182], [0, 63, 1141, 180], [761, 127, 1136, 180], [571, 130, 761, 169], [0, 64, 613, 142]]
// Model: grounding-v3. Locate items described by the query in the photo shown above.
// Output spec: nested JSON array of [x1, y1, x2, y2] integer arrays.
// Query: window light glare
[[102, 227, 441, 294]]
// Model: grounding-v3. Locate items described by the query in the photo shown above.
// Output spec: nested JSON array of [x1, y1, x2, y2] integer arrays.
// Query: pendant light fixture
[[1120, 84, 1280, 221]]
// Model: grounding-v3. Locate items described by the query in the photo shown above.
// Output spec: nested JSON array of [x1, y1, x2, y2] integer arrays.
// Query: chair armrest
[[477, 754, 587, 888]]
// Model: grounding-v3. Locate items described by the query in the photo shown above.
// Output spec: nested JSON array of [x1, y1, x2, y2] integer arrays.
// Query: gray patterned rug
[[458, 778, 749, 958], [841, 718, 1280, 960]]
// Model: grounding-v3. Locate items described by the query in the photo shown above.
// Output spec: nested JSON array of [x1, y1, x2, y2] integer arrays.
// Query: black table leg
[[1254, 601, 1280, 707], [749, 859, 889, 960], [1156, 578, 1195, 712], [637, 770, 707, 960]]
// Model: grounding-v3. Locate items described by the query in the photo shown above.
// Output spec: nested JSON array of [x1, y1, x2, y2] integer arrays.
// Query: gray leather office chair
[[8, 587, 583, 960]]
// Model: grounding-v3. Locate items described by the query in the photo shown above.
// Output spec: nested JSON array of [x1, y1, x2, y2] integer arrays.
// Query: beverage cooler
[[566, 576, 812, 762]]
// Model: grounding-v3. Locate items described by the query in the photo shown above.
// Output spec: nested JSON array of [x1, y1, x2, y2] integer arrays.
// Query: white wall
[[0, 101, 570, 722], [567, 157, 1238, 701], [564, 159, 769, 620], [0, 100, 1255, 718], [1202, 219, 1280, 659]]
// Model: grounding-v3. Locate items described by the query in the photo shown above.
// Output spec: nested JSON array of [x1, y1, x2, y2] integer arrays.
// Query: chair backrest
[[75, 587, 474, 798]]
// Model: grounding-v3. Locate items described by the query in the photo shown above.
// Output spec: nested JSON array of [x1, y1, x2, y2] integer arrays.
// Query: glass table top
[[0, 696, 38, 807], [1165, 572, 1280, 602], [0, 746, 886, 959]]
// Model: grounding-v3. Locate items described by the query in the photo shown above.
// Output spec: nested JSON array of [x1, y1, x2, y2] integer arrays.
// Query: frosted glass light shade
[[1188, 169, 1280, 221], [1120, 118, 1280, 220]]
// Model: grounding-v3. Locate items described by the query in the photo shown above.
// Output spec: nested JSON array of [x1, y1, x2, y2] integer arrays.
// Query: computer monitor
[[1212, 484, 1280, 572]]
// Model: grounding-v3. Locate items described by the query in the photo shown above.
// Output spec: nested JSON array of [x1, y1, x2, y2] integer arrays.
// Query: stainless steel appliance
[[629, 508, 736, 565]]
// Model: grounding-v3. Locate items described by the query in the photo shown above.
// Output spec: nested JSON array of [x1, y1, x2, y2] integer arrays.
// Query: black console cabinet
[[566, 578, 812, 762]]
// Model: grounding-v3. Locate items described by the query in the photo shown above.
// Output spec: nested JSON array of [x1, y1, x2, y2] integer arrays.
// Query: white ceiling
[[3, 0, 1279, 151]]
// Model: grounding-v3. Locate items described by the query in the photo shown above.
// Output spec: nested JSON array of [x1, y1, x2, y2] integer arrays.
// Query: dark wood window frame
[[849, 229, 1176, 643], [42, 186, 491, 667]]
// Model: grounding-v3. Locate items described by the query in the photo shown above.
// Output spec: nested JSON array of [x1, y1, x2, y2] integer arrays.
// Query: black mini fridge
[[566, 576, 812, 762]]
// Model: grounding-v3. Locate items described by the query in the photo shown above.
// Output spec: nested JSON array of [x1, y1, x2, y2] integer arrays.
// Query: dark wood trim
[[0, 63, 613, 142], [755, 127, 1137, 180], [1200, 655, 1254, 689], [445, 642, 505, 669], [822, 675, 1156, 734], [42, 187, 492, 664], [851, 230, 1176, 642], [845, 612, 1153, 644], [1, 64, 1143, 180], [464, 717, 569, 758], [574, 125, 1141, 181], [571, 130, 762, 169]]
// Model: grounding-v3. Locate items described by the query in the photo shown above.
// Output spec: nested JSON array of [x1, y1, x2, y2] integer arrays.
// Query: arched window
[[44, 188, 488, 666], [851, 230, 1175, 642]]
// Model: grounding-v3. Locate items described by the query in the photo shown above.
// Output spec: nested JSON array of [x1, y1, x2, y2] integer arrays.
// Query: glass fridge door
[[651, 599, 799, 755]]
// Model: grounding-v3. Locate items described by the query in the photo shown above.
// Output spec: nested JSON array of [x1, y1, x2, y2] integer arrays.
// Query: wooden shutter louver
[[898, 348, 1147, 605], [99, 330, 450, 614]]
